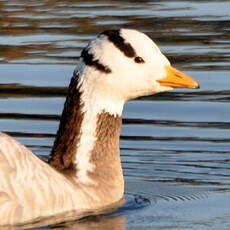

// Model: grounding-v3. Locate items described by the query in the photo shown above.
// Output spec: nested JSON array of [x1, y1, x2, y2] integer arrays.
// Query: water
[[0, 0, 230, 229]]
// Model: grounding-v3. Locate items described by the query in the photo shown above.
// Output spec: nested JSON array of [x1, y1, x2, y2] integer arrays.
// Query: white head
[[76, 29, 199, 114]]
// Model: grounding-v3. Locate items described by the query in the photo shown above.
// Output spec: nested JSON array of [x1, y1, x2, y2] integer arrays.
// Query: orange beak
[[157, 66, 200, 89]]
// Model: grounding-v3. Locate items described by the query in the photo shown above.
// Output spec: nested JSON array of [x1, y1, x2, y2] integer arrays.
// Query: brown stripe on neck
[[88, 111, 123, 185], [49, 74, 83, 171]]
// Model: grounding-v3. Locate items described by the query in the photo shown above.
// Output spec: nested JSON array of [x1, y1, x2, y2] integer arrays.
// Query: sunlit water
[[0, 0, 230, 229]]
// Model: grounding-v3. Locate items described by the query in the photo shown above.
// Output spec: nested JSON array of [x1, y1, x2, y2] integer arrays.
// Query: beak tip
[[194, 82, 200, 89]]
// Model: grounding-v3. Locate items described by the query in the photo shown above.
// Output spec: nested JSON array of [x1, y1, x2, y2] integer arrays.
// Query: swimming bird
[[0, 29, 199, 227]]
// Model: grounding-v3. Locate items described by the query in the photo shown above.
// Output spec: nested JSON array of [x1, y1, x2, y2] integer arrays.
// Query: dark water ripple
[[0, 0, 230, 229]]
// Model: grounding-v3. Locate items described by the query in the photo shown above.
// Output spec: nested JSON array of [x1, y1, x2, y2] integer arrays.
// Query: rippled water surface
[[0, 0, 230, 229]]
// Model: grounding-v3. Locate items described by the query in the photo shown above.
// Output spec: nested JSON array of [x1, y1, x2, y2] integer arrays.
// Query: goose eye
[[134, 56, 145, 64]]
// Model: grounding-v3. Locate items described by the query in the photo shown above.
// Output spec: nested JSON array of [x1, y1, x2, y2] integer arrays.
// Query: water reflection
[[51, 215, 125, 230], [0, 0, 229, 68]]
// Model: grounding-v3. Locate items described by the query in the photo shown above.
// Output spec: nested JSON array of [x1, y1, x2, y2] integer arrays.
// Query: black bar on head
[[102, 30, 136, 58], [81, 48, 112, 74]]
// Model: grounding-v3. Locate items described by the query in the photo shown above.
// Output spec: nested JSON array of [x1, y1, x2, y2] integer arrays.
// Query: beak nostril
[[175, 73, 183, 79]]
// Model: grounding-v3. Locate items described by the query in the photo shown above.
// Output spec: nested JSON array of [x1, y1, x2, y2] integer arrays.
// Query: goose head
[[76, 29, 199, 114], [50, 29, 199, 186]]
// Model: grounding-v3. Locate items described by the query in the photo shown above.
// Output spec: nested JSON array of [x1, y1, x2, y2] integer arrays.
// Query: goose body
[[0, 29, 199, 226]]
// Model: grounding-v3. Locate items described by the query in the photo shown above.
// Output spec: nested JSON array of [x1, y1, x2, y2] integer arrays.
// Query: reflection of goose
[[0, 29, 199, 226]]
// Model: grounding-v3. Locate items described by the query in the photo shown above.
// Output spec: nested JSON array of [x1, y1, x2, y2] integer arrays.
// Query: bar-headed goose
[[0, 29, 199, 227]]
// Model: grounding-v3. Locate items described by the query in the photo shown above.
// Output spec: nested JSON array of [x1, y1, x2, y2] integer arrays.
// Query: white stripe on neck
[[74, 66, 124, 184]]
